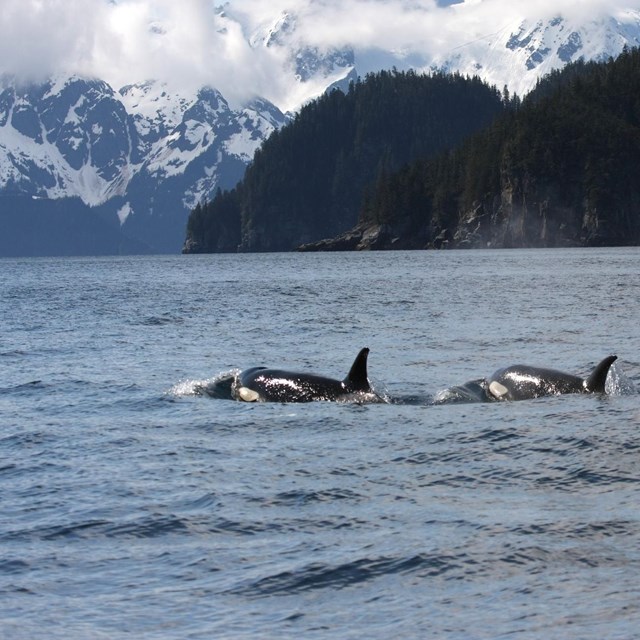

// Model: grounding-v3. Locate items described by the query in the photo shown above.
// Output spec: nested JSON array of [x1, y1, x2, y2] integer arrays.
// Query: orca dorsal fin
[[344, 347, 370, 392], [584, 355, 617, 392]]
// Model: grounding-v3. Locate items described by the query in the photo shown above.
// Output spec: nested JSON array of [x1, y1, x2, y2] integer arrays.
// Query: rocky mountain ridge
[[0, 74, 285, 253], [431, 9, 640, 95]]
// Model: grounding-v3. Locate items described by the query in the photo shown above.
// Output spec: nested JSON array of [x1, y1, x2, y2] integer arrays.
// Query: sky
[[1, 0, 639, 107]]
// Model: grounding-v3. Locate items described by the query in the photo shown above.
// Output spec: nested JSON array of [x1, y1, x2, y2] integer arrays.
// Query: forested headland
[[183, 71, 506, 252], [184, 48, 640, 253]]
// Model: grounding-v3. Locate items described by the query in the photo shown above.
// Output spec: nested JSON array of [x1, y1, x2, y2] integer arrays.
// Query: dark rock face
[[300, 176, 637, 253], [298, 222, 433, 252]]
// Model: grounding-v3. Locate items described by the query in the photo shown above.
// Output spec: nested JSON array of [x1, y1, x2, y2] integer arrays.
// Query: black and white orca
[[486, 355, 617, 401], [233, 347, 376, 403]]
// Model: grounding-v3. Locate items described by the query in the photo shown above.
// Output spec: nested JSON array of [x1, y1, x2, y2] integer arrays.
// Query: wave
[[0, 559, 30, 575], [247, 488, 363, 507], [0, 380, 46, 396], [1, 514, 191, 543], [167, 370, 239, 399], [0, 349, 29, 358], [229, 553, 458, 597], [137, 313, 185, 326], [606, 361, 637, 395]]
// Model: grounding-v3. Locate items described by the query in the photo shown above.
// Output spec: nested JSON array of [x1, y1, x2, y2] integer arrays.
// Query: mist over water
[[2, 248, 640, 639]]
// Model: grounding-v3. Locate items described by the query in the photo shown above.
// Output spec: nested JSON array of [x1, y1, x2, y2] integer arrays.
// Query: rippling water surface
[[2, 249, 640, 639]]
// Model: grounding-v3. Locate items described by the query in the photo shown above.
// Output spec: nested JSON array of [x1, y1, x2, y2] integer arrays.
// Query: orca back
[[236, 347, 371, 402], [488, 355, 618, 401], [489, 365, 584, 400]]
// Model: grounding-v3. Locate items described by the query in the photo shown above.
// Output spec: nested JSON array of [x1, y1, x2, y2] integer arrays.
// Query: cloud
[[1, 0, 639, 106], [0, 0, 110, 83], [0, 0, 272, 103], [225, 0, 640, 49]]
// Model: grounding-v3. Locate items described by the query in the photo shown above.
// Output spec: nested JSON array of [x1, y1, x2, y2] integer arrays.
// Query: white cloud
[[223, 0, 640, 48], [1, 0, 639, 106], [0, 0, 109, 83]]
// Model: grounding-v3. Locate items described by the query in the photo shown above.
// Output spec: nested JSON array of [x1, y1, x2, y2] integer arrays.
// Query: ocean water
[[1, 248, 639, 639]]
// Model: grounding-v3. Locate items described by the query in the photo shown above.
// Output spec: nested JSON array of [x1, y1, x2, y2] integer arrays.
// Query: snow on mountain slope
[[119, 80, 192, 158], [0, 75, 134, 206], [223, 6, 357, 113], [114, 83, 288, 251], [430, 7, 640, 95], [0, 75, 286, 251]]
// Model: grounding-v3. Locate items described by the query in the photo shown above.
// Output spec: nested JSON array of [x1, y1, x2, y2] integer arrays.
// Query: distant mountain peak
[[264, 11, 297, 49], [430, 9, 640, 94], [0, 74, 285, 251]]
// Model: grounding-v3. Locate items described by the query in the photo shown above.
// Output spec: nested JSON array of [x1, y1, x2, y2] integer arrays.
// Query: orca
[[233, 347, 375, 403], [486, 355, 617, 401], [432, 378, 491, 404]]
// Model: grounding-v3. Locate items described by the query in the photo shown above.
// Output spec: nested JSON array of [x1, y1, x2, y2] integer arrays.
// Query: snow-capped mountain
[[0, 75, 285, 252], [0, 76, 133, 206], [223, 5, 358, 113], [430, 8, 640, 96], [218, 1, 640, 109]]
